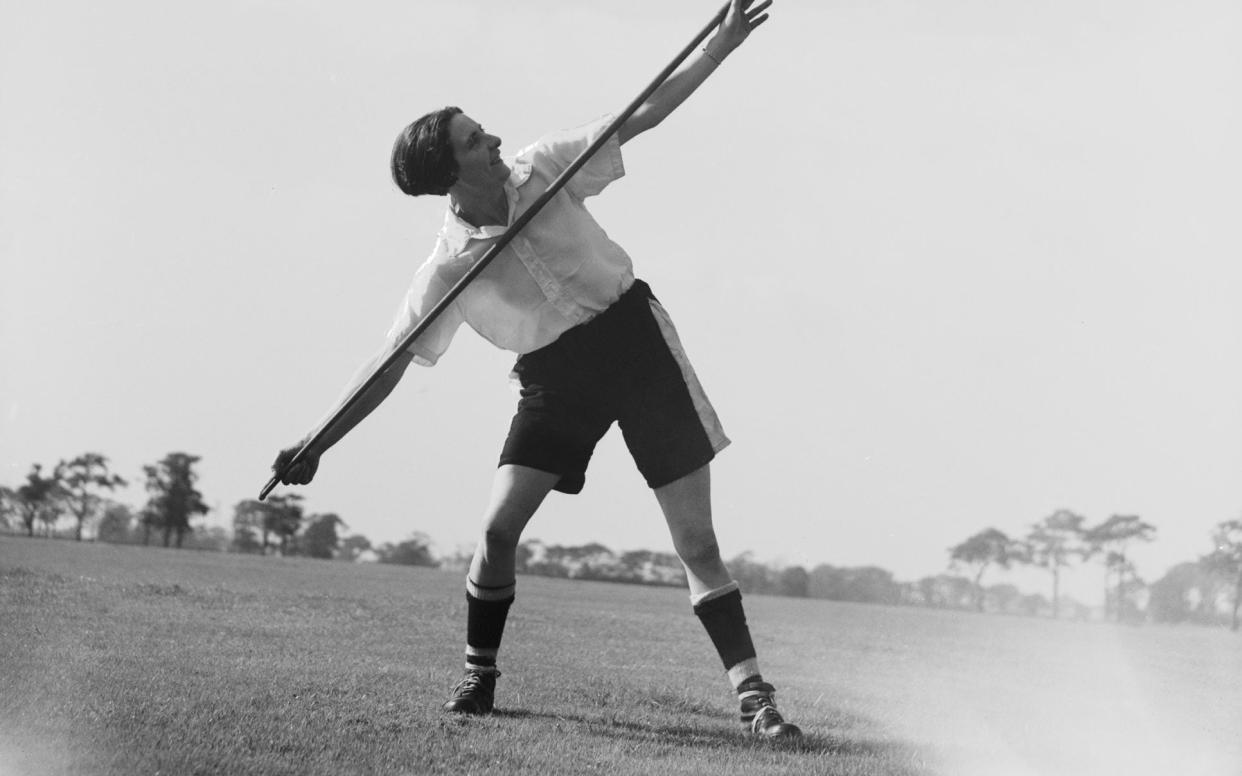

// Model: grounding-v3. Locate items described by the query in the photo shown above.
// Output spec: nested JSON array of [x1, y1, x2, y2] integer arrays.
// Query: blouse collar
[[439, 155, 533, 255]]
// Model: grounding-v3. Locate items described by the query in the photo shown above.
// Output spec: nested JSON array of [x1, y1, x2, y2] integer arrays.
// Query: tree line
[[3, 453, 1239, 629], [0, 452, 441, 565], [947, 510, 1242, 629], [0, 452, 201, 547]]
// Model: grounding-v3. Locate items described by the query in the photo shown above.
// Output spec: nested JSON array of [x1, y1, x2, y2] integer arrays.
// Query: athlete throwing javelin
[[273, 0, 800, 740]]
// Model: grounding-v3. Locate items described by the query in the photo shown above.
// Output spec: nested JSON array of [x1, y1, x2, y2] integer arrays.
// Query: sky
[[2, 0, 1240, 602]]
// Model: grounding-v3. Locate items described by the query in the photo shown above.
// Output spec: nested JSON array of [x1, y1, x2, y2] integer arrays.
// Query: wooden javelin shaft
[[261, 3, 730, 500]]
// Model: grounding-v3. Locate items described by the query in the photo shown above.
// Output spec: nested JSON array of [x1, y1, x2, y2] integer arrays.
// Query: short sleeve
[[529, 114, 625, 200], [384, 246, 469, 367]]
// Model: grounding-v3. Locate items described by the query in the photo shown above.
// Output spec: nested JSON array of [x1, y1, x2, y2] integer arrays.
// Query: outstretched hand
[[712, 0, 773, 58], [272, 444, 320, 486]]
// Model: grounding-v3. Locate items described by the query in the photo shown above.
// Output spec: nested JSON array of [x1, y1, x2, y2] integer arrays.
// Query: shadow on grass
[[488, 705, 930, 767]]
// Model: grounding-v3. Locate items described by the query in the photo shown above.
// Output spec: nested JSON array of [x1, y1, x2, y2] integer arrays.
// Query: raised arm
[[617, 0, 773, 145]]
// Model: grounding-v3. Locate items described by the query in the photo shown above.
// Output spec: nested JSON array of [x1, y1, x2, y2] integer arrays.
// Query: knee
[[674, 532, 723, 570], [481, 522, 523, 553]]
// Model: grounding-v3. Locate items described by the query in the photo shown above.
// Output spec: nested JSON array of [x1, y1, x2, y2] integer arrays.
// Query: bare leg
[[654, 463, 732, 597], [655, 463, 760, 687], [655, 463, 801, 738], [445, 464, 561, 715], [469, 464, 561, 587]]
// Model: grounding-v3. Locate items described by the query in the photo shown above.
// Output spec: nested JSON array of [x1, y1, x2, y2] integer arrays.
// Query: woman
[[274, 0, 799, 740]]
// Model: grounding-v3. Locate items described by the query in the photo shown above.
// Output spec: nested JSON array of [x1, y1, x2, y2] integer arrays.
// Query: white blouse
[[385, 114, 633, 366]]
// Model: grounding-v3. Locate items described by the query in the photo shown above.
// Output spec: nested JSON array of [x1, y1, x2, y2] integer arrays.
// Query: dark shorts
[[498, 279, 730, 494]]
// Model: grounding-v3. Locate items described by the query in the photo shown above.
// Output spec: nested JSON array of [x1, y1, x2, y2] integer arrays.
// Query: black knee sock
[[693, 587, 759, 681], [464, 579, 515, 673]]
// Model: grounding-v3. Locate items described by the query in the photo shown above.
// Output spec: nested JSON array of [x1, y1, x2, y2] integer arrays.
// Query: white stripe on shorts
[[646, 299, 731, 456]]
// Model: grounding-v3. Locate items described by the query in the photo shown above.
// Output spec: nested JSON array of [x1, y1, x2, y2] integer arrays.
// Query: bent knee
[[481, 523, 523, 551], [674, 534, 723, 569]]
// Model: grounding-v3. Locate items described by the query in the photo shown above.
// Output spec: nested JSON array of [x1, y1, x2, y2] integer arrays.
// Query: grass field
[[2, 537, 1239, 776]]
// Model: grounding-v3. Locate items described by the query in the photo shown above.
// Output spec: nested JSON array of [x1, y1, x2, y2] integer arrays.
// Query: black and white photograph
[[2, 1, 1240, 774]]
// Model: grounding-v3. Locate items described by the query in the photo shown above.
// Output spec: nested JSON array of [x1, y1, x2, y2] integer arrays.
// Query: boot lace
[[453, 669, 498, 695]]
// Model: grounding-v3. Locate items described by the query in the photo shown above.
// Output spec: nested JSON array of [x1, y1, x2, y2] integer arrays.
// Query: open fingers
[[746, 0, 773, 27], [746, 0, 773, 17], [727, 0, 771, 36]]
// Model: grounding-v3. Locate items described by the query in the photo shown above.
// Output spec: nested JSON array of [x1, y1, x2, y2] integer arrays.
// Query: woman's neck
[[450, 182, 508, 228]]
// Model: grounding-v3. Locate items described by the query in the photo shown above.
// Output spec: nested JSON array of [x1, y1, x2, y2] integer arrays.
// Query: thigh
[[653, 463, 714, 542], [481, 464, 562, 537]]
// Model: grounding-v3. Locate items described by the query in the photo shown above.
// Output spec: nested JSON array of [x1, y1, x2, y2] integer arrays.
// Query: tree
[[338, 534, 373, 562], [376, 533, 439, 567], [1148, 561, 1227, 626], [914, 576, 942, 607], [230, 496, 303, 555], [513, 541, 538, 574], [301, 513, 346, 559], [142, 452, 209, 548], [913, 574, 976, 609], [566, 541, 618, 578], [949, 528, 1023, 612], [524, 546, 570, 578], [15, 464, 64, 537], [728, 552, 776, 595], [0, 486, 19, 531], [538, 543, 619, 579], [138, 504, 162, 545], [617, 549, 653, 582], [1025, 509, 1087, 618], [808, 564, 844, 601], [231, 525, 263, 554], [807, 565, 901, 604], [184, 525, 230, 552], [1084, 514, 1156, 622], [615, 548, 685, 586], [777, 565, 810, 598], [96, 501, 135, 544], [986, 583, 1023, 614], [527, 543, 619, 579], [263, 494, 304, 555], [230, 499, 267, 554], [1203, 519, 1242, 631], [54, 453, 127, 541], [1016, 592, 1050, 617]]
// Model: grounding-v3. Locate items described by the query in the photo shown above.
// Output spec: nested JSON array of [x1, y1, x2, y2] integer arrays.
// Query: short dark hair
[[390, 106, 463, 197]]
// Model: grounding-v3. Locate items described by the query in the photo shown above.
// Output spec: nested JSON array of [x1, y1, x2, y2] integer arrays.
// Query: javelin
[[260, 2, 732, 501]]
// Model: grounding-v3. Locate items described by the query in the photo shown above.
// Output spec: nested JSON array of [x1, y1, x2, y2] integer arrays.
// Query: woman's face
[[448, 114, 509, 187]]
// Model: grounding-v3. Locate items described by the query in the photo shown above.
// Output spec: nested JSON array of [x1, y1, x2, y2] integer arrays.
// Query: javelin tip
[[258, 475, 279, 501]]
